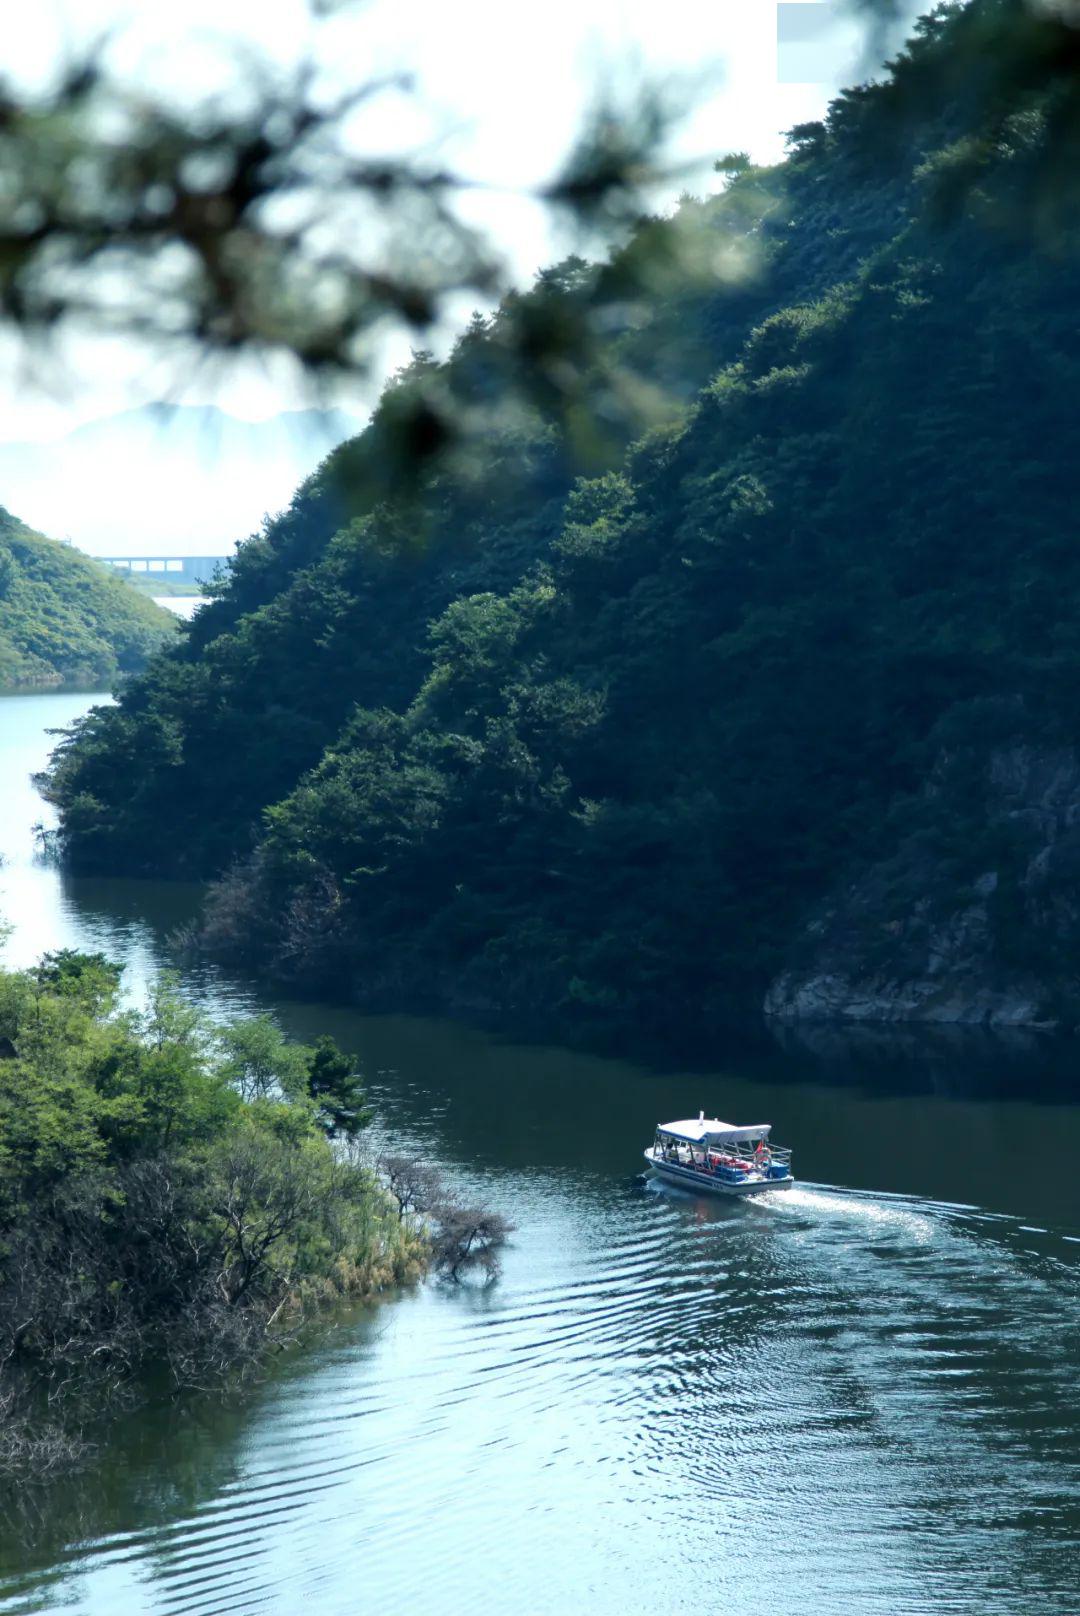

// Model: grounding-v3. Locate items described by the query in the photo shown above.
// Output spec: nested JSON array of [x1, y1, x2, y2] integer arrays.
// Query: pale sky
[[2, 0, 904, 441], [0, 0, 919, 553]]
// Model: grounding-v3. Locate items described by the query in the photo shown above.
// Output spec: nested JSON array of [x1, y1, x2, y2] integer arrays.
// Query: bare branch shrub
[[379, 1153, 445, 1222], [378, 1154, 511, 1280], [428, 1199, 513, 1282]]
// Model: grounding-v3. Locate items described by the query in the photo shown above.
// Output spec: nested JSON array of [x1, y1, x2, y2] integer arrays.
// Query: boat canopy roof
[[658, 1118, 772, 1145]]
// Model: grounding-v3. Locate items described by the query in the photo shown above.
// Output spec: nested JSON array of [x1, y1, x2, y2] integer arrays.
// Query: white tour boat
[[644, 1113, 794, 1196]]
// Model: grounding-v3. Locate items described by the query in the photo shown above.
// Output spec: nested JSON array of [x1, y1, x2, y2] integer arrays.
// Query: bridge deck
[[98, 555, 230, 583]]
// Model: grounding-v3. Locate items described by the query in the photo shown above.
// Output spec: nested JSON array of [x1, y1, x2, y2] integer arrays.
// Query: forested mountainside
[[0, 510, 175, 689], [44, 1, 1080, 1040]]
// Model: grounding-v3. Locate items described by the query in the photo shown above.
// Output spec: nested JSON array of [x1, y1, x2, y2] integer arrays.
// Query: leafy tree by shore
[[0, 951, 423, 1481]]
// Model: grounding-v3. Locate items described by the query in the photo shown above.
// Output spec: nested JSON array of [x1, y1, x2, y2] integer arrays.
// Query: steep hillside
[[0, 510, 176, 689], [44, 0, 1080, 1040], [39, 203, 800, 875]]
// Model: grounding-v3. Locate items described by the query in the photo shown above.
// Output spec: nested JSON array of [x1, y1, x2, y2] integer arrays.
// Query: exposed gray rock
[[765, 742, 1080, 1028]]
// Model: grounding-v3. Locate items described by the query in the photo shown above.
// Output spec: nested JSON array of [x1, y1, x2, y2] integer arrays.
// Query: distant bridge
[[98, 555, 231, 586]]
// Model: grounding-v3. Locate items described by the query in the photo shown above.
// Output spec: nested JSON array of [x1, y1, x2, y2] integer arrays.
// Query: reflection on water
[[0, 692, 1078, 1616], [766, 1016, 1077, 1100], [0, 690, 262, 1018]]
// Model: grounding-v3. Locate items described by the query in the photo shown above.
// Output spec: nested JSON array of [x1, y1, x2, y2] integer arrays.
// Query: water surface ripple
[[0, 692, 1077, 1615], [1, 1176, 1076, 1614]]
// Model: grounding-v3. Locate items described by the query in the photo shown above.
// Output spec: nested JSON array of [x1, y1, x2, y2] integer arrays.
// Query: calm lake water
[[0, 690, 1078, 1615], [153, 596, 202, 619]]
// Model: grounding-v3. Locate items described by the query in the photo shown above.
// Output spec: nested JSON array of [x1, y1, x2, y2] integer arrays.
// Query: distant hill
[[0, 509, 176, 688], [0, 405, 363, 556]]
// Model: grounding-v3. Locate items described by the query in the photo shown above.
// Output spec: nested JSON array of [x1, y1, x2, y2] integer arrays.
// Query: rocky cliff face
[[765, 743, 1080, 1029]]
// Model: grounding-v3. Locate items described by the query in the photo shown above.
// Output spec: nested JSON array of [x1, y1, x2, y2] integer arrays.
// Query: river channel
[[0, 689, 1077, 1615]]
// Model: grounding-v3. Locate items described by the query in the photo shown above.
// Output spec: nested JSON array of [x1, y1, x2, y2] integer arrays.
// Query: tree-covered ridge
[[44, 2, 1080, 1039], [34, 2, 945, 873], [0, 508, 176, 688]]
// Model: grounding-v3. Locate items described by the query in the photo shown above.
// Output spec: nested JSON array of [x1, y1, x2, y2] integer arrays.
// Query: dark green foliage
[[43, 2, 1080, 1042], [31, 949, 123, 1012], [306, 1036, 373, 1137], [40, 221, 782, 876], [0, 509, 175, 688]]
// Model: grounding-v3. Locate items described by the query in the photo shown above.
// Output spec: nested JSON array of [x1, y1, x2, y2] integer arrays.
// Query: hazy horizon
[[0, 2, 920, 553], [0, 403, 361, 556], [1, 0, 915, 447]]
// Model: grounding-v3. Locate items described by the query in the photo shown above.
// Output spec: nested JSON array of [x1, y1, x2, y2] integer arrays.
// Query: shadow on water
[[763, 1017, 1080, 1103], [249, 1000, 1080, 1230], [0, 1301, 392, 1588]]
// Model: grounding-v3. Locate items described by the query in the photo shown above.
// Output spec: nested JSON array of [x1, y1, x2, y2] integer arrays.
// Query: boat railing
[[654, 1137, 792, 1175], [708, 1140, 792, 1166]]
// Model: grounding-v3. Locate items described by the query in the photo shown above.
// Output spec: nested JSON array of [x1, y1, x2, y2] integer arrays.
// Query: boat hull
[[644, 1149, 793, 1196]]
